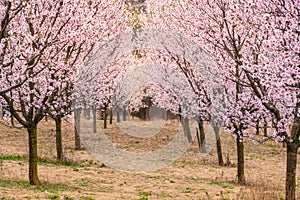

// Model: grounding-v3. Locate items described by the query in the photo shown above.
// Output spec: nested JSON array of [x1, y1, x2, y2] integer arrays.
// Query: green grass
[[190, 178, 204, 183], [135, 197, 148, 200], [0, 154, 27, 161], [137, 190, 152, 196], [158, 192, 171, 198], [209, 180, 235, 189], [270, 150, 282, 155], [0, 179, 77, 193], [82, 197, 94, 200], [0, 179, 28, 188], [99, 186, 114, 193], [48, 194, 59, 199], [182, 187, 193, 193], [0, 154, 79, 167]]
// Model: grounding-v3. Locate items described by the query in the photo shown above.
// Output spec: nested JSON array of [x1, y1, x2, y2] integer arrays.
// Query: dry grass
[[0, 118, 299, 200]]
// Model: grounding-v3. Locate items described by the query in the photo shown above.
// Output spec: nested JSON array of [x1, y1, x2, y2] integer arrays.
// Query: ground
[[0, 118, 299, 200]]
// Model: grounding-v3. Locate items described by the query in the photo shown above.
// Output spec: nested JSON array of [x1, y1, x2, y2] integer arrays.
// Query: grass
[[209, 180, 235, 189], [0, 154, 27, 161], [137, 190, 152, 196], [0, 179, 28, 188], [48, 194, 59, 199], [158, 192, 171, 198], [191, 177, 204, 183], [0, 154, 79, 167], [182, 187, 193, 193], [0, 120, 294, 199], [0, 179, 74, 193], [135, 197, 148, 200], [99, 186, 114, 193], [83, 196, 94, 200]]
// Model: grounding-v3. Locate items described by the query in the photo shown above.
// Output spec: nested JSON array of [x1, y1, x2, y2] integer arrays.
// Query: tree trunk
[[145, 107, 149, 120], [27, 125, 40, 185], [92, 106, 97, 133], [214, 126, 224, 166], [122, 106, 126, 121], [264, 121, 268, 137], [104, 106, 107, 129], [117, 110, 120, 123], [98, 107, 103, 120], [196, 128, 201, 152], [55, 116, 63, 161], [143, 107, 146, 120], [10, 91, 14, 127], [256, 119, 259, 135], [84, 103, 90, 119], [286, 142, 298, 200], [145, 97, 151, 120], [236, 135, 245, 184], [74, 108, 81, 150], [286, 114, 300, 200], [182, 117, 192, 143], [10, 114, 14, 127], [178, 106, 182, 122], [198, 119, 206, 153], [109, 109, 113, 124]]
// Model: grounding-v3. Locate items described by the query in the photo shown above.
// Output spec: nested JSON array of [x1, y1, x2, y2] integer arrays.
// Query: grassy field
[[0, 118, 299, 200]]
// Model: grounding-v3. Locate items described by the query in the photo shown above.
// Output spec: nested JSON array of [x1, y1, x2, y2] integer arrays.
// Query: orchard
[[0, 0, 299, 200]]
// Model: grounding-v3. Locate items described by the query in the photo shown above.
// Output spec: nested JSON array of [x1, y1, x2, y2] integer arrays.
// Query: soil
[[0, 118, 299, 200]]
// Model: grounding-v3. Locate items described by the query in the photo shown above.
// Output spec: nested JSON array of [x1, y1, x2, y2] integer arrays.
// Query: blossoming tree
[[0, 0, 124, 185]]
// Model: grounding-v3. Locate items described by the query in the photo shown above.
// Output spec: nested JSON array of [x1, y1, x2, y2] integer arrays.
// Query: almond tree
[[154, 0, 299, 198], [154, 0, 274, 185], [0, 0, 124, 185], [242, 1, 299, 199]]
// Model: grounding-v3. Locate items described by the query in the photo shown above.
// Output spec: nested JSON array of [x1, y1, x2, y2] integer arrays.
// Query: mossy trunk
[[55, 116, 63, 161], [27, 125, 40, 185]]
